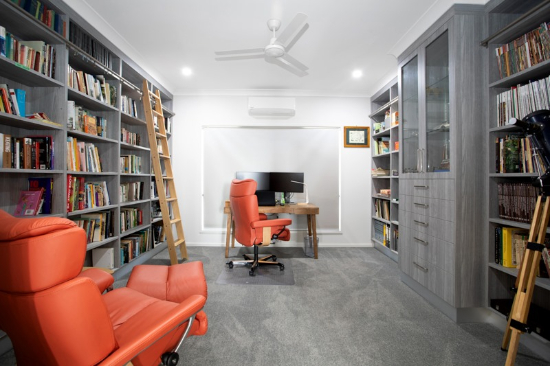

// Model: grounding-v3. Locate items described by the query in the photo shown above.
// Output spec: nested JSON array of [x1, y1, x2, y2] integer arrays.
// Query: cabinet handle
[[414, 220, 428, 226], [414, 203, 429, 208], [414, 237, 428, 245], [414, 185, 429, 189], [413, 261, 429, 272]]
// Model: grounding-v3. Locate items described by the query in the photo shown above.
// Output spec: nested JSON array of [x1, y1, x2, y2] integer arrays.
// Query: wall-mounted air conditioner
[[248, 97, 296, 117]]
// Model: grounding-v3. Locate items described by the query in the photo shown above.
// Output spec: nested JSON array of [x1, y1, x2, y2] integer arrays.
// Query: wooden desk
[[224, 201, 320, 259]]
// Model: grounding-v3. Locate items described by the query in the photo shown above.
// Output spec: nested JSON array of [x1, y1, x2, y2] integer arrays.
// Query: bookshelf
[[0, 0, 175, 282], [370, 77, 399, 262], [484, 0, 550, 358], [397, 4, 486, 322]]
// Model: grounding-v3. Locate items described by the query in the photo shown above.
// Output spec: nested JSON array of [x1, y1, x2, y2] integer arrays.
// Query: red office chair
[[0, 209, 208, 366], [227, 179, 291, 276]]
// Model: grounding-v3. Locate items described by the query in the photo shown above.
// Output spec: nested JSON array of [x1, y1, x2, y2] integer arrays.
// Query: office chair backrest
[[230, 179, 261, 246], [0, 210, 118, 365]]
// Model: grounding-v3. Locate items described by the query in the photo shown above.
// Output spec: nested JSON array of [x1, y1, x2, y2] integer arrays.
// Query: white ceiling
[[63, 0, 488, 97]]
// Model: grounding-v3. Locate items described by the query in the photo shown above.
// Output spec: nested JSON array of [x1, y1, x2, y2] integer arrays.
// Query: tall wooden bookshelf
[[370, 77, 399, 262], [0, 0, 175, 283], [483, 0, 550, 360]]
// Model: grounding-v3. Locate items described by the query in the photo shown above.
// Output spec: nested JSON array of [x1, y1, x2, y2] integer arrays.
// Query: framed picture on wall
[[344, 126, 369, 148]]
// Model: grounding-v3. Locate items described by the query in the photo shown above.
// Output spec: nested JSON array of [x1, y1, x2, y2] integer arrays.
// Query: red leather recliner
[[227, 179, 291, 276], [0, 209, 208, 366]]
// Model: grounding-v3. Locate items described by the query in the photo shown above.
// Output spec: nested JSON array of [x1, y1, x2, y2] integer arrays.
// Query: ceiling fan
[[214, 13, 309, 77]]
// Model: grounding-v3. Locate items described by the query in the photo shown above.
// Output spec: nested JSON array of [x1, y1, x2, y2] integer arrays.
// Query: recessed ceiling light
[[352, 70, 363, 78], [182, 67, 193, 77]]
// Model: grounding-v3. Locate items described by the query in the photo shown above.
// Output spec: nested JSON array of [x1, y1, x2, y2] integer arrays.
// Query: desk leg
[[225, 211, 232, 258], [307, 214, 312, 237], [312, 214, 318, 259], [231, 220, 236, 248]]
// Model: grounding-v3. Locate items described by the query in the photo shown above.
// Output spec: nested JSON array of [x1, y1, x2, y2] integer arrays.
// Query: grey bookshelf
[[0, 0, 174, 283], [370, 77, 399, 262]]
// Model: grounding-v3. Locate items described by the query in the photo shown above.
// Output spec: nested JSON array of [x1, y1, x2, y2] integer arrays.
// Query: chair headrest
[[230, 179, 257, 197], [0, 210, 87, 293]]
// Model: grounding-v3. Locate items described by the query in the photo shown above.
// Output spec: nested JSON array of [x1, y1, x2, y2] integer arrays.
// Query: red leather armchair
[[0, 209, 208, 366], [227, 179, 291, 276]]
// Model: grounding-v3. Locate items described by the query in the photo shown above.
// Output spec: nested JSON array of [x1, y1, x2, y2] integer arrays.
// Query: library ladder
[[142, 80, 188, 264]]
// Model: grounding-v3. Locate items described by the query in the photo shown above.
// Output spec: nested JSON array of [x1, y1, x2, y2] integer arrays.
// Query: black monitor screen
[[235, 172, 270, 191], [270, 172, 304, 193]]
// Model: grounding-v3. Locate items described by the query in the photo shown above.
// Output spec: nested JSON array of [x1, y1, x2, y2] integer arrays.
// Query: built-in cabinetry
[[370, 78, 399, 262], [0, 0, 174, 281], [483, 0, 550, 358], [397, 4, 487, 322]]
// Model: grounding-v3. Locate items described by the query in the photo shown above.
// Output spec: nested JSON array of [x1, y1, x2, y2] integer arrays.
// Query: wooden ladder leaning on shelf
[[142, 80, 188, 265], [501, 193, 550, 366]]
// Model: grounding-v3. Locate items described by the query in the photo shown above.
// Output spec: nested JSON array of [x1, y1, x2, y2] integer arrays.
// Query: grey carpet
[[217, 247, 295, 286], [0, 247, 548, 366]]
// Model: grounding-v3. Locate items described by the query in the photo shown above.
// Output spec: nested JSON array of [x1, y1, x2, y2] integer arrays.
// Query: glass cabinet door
[[425, 31, 450, 173], [402, 56, 419, 173]]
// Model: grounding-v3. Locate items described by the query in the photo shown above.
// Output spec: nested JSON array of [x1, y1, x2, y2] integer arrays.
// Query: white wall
[[172, 95, 372, 247]]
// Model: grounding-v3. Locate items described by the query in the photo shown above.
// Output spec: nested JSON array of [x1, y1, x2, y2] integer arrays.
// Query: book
[[2, 134, 11, 168], [28, 177, 53, 214], [501, 227, 528, 268], [8, 89, 20, 116], [0, 25, 5, 57], [92, 247, 114, 269], [14, 89, 25, 117], [14, 189, 43, 216]]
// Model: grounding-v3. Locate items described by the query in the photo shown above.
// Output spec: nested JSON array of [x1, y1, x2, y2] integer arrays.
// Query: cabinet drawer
[[426, 197, 455, 221], [426, 179, 455, 200], [428, 266, 455, 305], [411, 255, 430, 287], [427, 216, 454, 244]]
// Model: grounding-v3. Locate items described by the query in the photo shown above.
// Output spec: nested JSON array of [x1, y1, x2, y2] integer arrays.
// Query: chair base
[[226, 245, 284, 276]]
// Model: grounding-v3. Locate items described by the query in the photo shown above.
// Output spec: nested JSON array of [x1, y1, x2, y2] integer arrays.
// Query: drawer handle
[[413, 261, 429, 272], [414, 220, 428, 226], [414, 237, 428, 245], [414, 185, 429, 189], [414, 203, 429, 208]]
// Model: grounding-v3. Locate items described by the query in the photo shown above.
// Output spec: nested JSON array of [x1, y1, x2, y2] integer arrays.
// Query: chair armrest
[[251, 219, 291, 228], [78, 268, 114, 293], [259, 213, 267, 220], [96, 294, 207, 366]]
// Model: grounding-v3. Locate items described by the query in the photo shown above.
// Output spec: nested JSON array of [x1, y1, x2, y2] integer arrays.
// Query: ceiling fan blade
[[281, 53, 308, 71], [269, 57, 308, 77], [215, 48, 265, 56], [274, 13, 308, 49], [215, 54, 265, 61]]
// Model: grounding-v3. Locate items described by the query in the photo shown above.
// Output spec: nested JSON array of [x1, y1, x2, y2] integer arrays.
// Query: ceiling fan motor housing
[[265, 44, 285, 58]]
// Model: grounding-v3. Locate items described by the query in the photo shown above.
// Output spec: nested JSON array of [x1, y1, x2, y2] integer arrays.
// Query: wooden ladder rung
[[156, 132, 167, 138], [152, 110, 163, 117], [159, 154, 170, 159], [148, 91, 161, 100], [170, 218, 182, 225], [174, 239, 185, 247], [166, 197, 177, 202], [162, 176, 174, 180]]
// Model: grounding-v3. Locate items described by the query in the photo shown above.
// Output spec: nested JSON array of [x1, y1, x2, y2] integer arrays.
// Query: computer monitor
[[235, 171, 275, 206], [269, 172, 305, 193]]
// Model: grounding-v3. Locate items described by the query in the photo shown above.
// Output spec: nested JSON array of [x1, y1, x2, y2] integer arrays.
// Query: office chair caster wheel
[[161, 351, 179, 365], [227, 261, 233, 269], [272, 256, 277, 261], [279, 264, 285, 271], [249, 269, 256, 276]]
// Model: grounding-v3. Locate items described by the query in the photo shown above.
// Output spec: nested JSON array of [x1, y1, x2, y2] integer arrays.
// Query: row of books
[[0, 26, 56, 78], [67, 101, 107, 137], [494, 226, 550, 279], [0, 134, 53, 170], [69, 22, 113, 69], [495, 134, 547, 174], [373, 137, 390, 155], [120, 207, 143, 233], [497, 182, 538, 224], [373, 220, 392, 249], [66, 175, 110, 212], [10, 0, 67, 38], [151, 224, 164, 247], [120, 155, 142, 174], [72, 210, 114, 243], [121, 128, 141, 146], [495, 22, 550, 79], [121, 95, 139, 118], [66, 137, 102, 173], [121, 230, 150, 265], [0, 84, 25, 117], [496, 76, 550, 126], [374, 198, 390, 220], [67, 66, 116, 107], [120, 181, 145, 203]]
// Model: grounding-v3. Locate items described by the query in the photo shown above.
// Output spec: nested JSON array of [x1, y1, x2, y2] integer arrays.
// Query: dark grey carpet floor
[[0, 246, 548, 365]]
